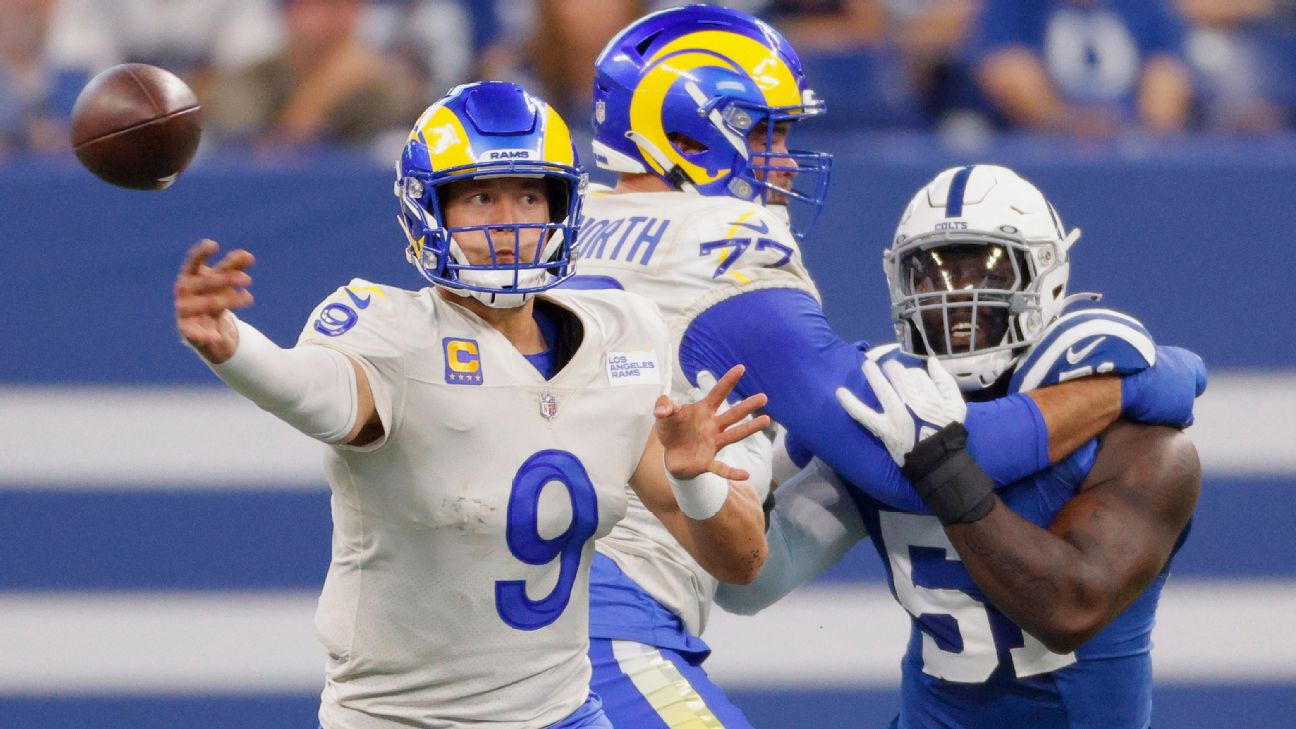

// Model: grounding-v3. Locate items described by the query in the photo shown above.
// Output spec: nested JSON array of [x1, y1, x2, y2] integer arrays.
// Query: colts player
[[569, 6, 1204, 728], [717, 165, 1202, 728], [173, 82, 771, 729]]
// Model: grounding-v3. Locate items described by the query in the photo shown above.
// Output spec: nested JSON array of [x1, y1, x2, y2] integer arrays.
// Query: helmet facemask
[[888, 232, 1047, 390], [701, 96, 832, 241], [397, 163, 584, 308]]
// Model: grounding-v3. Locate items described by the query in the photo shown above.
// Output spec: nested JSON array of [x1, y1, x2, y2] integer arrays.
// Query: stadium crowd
[[3, 0, 1295, 161]]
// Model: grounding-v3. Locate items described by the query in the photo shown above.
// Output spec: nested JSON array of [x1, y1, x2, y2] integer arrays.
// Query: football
[[71, 64, 202, 191]]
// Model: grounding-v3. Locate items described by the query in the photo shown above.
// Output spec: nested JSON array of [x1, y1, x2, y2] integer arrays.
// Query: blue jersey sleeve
[[680, 288, 1051, 509]]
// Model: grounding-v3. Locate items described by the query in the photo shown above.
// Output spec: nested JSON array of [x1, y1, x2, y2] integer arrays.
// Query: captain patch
[[444, 337, 484, 385], [606, 350, 660, 385]]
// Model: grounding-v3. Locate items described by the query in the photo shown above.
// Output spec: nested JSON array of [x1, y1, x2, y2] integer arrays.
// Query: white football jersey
[[577, 186, 818, 636], [298, 280, 670, 729]]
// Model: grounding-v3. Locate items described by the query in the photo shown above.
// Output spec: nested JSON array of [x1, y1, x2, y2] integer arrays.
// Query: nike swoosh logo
[[1065, 336, 1107, 365], [345, 288, 371, 309], [731, 219, 769, 235]]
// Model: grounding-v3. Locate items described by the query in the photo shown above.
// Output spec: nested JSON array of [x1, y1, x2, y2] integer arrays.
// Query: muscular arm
[[945, 421, 1200, 653], [629, 432, 767, 585]]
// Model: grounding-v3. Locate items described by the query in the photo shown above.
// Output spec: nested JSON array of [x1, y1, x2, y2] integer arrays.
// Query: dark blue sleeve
[[679, 288, 1053, 508], [964, 394, 1050, 485], [679, 289, 924, 512]]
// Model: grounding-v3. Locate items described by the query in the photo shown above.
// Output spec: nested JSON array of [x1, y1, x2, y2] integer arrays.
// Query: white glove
[[834, 357, 968, 465]]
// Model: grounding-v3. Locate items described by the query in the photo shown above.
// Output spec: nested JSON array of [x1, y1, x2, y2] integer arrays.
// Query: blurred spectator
[[370, 0, 515, 103], [44, 0, 282, 103], [763, 0, 926, 128], [765, 0, 888, 51], [529, 0, 649, 119], [1177, 0, 1293, 132], [967, 0, 1194, 137], [0, 0, 72, 157], [887, 0, 983, 127], [206, 0, 415, 150]]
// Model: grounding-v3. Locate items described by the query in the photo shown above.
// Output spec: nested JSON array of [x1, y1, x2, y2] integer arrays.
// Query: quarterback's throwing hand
[[174, 239, 256, 364], [655, 365, 770, 481], [836, 358, 968, 465]]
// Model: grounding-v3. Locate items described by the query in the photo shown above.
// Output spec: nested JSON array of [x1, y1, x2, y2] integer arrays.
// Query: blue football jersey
[[849, 442, 1180, 729], [843, 307, 1184, 727]]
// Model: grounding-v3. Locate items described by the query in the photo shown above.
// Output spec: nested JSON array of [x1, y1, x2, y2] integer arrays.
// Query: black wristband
[[901, 422, 996, 526]]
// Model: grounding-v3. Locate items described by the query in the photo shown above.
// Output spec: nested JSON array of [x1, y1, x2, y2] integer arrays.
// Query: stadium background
[[3, 0, 1296, 727]]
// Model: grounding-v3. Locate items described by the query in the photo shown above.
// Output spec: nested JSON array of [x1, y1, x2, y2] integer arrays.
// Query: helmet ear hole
[[544, 177, 570, 224], [667, 131, 708, 155]]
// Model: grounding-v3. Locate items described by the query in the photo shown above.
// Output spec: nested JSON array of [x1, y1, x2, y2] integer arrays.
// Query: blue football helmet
[[396, 81, 586, 307], [592, 4, 832, 240]]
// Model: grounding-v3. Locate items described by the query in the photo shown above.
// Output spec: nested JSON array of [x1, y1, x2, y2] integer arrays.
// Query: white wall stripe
[[0, 388, 327, 488], [0, 591, 324, 694], [0, 372, 1291, 488], [2, 581, 1291, 694], [1186, 372, 1296, 476]]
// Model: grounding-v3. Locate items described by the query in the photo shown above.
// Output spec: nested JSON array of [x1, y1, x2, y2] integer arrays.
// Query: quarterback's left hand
[[836, 358, 968, 465], [655, 364, 771, 481]]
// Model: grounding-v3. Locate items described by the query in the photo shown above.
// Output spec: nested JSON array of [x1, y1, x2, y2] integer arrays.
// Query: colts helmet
[[396, 81, 586, 308], [886, 165, 1081, 390], [592, 4, 831, 240]]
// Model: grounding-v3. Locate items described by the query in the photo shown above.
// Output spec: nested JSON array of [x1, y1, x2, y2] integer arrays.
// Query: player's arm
[[1029, 376, 1120, 463], [855, 359, 1202, 653], [942, 421, 1200, 653], [628, 365, 770, 585], [680, 288, 1179, 511], [715, 458, 868, 614], [175, 239, 382, 446]]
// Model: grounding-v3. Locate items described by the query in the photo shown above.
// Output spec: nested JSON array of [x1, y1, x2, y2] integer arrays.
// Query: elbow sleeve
[[206, 318, 360, 443]]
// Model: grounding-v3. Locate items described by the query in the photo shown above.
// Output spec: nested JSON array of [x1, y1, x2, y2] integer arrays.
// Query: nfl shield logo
[[539, 392, 558, 420], [594, 99, 606, 124]]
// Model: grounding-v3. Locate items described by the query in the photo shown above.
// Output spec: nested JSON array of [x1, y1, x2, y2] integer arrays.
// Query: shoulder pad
[[1009, 308, 1156, 393]]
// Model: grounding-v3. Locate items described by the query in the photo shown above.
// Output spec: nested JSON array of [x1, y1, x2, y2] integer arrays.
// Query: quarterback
[[718, 165, 1202, 728], [173, 82, 769, 729], [571, 6, 1206, 727]]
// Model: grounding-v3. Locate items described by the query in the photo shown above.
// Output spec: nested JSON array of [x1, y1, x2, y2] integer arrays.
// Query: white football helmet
[[885, 165, 1081, 391]]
